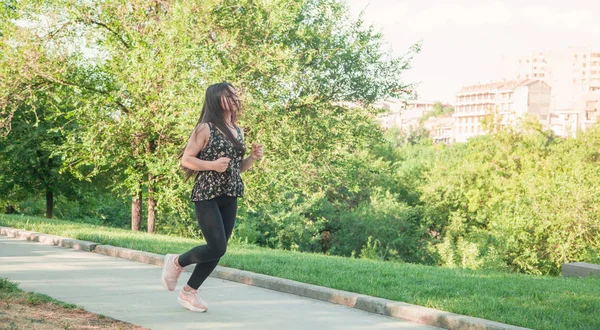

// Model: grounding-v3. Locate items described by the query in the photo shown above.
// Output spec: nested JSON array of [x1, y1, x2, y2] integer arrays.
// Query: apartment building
[[376, 100, 438, 131], [453, 79, 551, 143], [550, 92, 600, 137], [453, 82, 500, 143], [500, 48, 600, 111], [423, 115, 454, 144], [375, 99, 404, 129]]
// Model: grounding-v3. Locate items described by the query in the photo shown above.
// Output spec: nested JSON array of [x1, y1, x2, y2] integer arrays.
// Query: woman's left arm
[[240, 128, 263, 173]]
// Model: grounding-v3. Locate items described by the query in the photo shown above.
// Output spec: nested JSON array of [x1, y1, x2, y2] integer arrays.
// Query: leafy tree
[[1, 0, 416, 237], [0, 86, 79, 218]]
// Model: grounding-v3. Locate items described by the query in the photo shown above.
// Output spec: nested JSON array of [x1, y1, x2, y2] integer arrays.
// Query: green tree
[[0, 86, 79, 218], [2, 0, 417, 245], [420, 101, 454, 123]]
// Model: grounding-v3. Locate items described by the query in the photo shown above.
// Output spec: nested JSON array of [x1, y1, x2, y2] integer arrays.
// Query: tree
[[2, 0, 416, 238], [420, 101, 454, 123], [0, 86, 80, 218]]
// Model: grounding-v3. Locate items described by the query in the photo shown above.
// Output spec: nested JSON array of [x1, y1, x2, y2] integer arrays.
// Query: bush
[[328, 189, 433, 264]]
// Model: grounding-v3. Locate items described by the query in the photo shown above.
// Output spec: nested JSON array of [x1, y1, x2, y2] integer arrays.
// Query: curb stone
[[562, 262, 600, 278], [0, 227, 96, 251], [94, 245, 163, 266], [0, 226, 531, 330]]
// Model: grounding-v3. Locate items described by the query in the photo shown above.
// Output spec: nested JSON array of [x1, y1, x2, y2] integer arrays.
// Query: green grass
[[0, 278, 79, 310], [1, 214, 599, 330]]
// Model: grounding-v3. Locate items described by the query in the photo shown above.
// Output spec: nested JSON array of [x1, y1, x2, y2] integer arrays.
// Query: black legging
[[178, 195, 237, 289]]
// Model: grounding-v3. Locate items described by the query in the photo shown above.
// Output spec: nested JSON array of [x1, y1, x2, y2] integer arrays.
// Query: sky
[[346, 0, 600, 103]]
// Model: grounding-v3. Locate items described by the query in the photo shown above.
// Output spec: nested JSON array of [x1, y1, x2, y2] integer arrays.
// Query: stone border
[[0, 226, 530, 330], [562, 262, 600, 278]]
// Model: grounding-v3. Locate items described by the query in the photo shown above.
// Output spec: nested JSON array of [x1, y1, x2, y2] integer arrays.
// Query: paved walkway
[[0, 237, 441, 330]]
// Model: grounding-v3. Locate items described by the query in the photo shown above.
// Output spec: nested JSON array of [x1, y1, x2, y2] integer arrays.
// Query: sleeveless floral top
[[190, 122, 245, 201]]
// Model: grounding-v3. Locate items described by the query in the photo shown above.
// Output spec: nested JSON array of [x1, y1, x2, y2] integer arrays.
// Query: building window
[[459, 126, 462, 133]]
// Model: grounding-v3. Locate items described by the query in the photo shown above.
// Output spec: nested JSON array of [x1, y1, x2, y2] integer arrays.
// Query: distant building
[[423, 115, 454, 144], [500, 47, 600, 112], [453, 79, 551, 143], [550, 92, 600, 137], [376, 100, 440, 131]]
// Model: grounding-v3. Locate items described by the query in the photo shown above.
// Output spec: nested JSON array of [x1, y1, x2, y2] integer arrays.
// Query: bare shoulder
[[195, 122, 210, 137], [190, 122, 209, 143], [184, 122, 211, 156]]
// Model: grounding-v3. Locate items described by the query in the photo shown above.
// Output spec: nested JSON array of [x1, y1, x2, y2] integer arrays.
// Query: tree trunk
[[132, 133, 144, 231], [147, 178, 156, 233], [6, 205, 16, 214], [146, 139, 157, 233], [45, 189, 53, 219], [131, 190, 142, 231]]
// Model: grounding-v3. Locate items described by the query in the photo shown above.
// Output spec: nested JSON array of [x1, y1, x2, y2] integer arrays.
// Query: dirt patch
[[0, 280, 146, 330], [0, 300, 146, 330]]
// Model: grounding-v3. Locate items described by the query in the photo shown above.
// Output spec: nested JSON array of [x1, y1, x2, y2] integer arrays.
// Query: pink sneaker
[[161, 254, 183, 291], [178, 287, 208, 312]]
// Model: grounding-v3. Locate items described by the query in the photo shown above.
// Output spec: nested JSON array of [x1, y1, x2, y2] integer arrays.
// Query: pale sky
[[347, 0, 600, 103]]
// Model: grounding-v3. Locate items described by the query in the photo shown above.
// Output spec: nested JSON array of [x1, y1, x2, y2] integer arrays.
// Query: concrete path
[[0, 236, 441, 330]]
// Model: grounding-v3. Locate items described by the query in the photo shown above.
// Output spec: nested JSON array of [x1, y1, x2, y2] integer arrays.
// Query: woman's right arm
[[181, 123, 215, 171]]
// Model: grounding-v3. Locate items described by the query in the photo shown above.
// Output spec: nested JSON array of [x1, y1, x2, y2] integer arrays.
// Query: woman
[[160, 82, 263, 312]]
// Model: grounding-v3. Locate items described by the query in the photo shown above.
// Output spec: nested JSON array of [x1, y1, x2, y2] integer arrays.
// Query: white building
[[550, 92, 600, 137], [376, 100, 438, 131], [499, 47, 600, 112], [423, 115, 454, 144], [453, 79, 551, 143]]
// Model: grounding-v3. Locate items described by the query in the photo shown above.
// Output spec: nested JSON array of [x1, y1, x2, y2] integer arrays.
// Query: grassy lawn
[[0, 278, 145, 329], [1, 214, 599, 330]]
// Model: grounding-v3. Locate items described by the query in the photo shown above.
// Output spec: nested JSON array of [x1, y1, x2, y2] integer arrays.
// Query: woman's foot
[[177, 285, 208, 312], [161, 254, 183, 291]]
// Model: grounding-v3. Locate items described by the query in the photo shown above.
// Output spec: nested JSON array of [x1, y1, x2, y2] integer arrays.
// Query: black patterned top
[[190, 122, 245, 201]]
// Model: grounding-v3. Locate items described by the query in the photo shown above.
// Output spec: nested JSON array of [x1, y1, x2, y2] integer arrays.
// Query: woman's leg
[[179, 196, 238, 289]]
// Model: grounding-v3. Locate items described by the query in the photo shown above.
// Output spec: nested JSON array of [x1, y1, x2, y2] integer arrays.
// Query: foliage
[[420, 101, 454, 123], [0, 0, 415, 233], [421, 119, 600, 274]]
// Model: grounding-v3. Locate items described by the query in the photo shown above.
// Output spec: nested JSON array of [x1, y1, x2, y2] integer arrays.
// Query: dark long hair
[[181, 82, 246, 182]]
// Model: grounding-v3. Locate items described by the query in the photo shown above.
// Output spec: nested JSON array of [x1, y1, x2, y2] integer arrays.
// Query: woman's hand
[[251, 143, 263, 160], [212, 157, 231, 173]]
